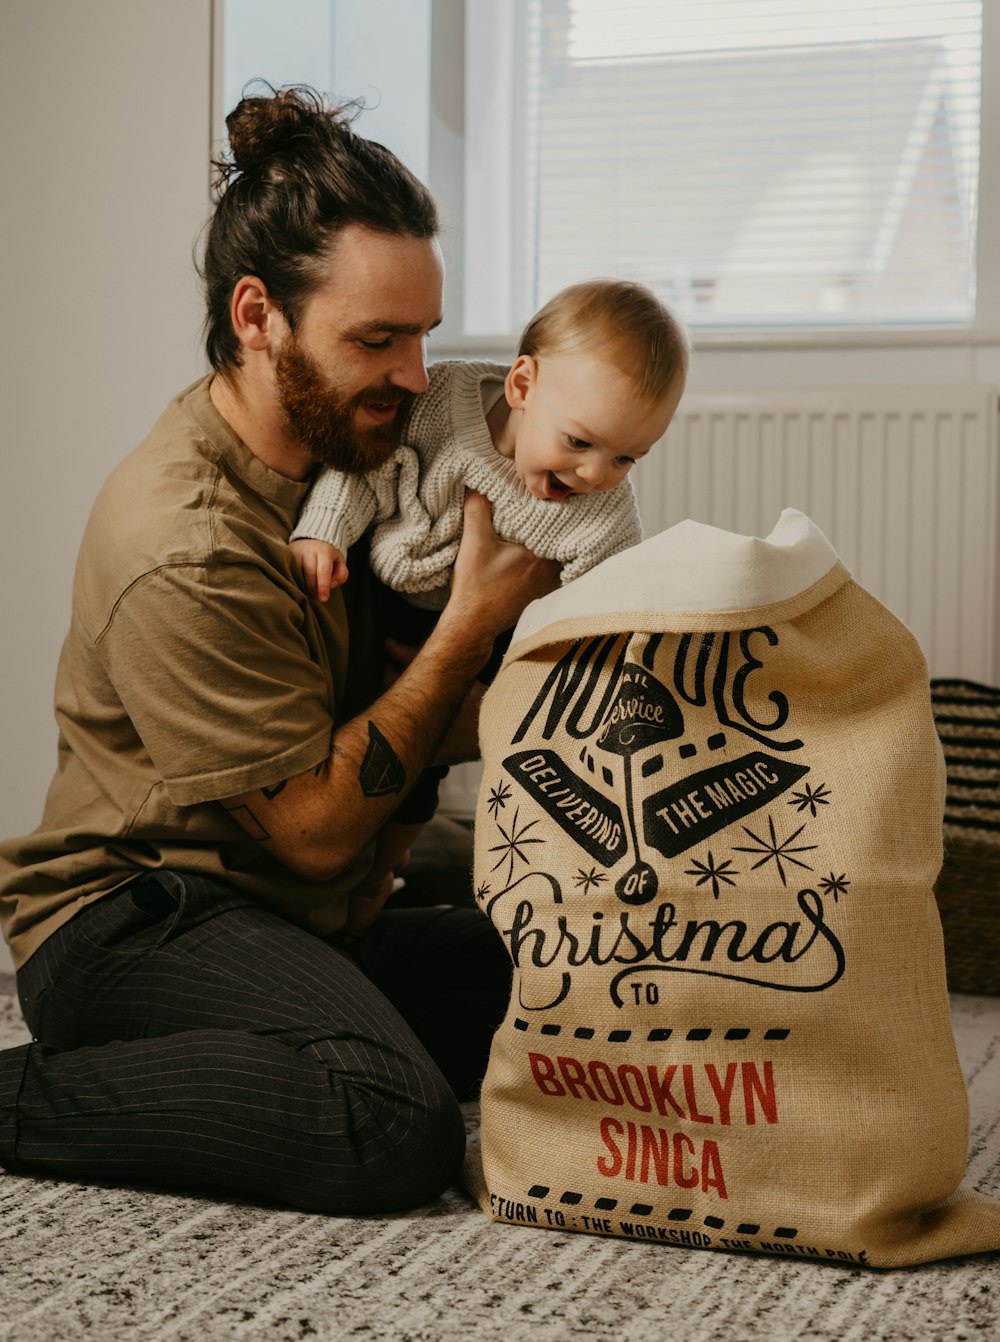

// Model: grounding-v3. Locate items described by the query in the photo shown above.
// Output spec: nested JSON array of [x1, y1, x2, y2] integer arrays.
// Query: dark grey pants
[[0, 872, 510, 1213]]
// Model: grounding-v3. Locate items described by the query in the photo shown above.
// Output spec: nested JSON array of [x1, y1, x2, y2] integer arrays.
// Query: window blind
[[516, 0, 981, 330]]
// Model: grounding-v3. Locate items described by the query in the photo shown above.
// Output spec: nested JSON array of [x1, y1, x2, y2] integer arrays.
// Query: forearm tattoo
[[360, 721, 406, 797], [222, 802, 270, 841], [222, 779, 288, 843]]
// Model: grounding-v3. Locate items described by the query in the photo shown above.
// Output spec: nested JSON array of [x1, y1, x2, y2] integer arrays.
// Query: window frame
[[455, 0, 1000, 354], [212, 0, 1000, 362]]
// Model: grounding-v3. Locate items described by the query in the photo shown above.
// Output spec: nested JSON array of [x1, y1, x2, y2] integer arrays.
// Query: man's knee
[[290, 1075, 467, 1214]]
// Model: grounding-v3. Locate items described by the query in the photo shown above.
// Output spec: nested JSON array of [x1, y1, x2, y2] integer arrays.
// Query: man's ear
[[505, 354, 538, 410], [230, 276, 280, 353]]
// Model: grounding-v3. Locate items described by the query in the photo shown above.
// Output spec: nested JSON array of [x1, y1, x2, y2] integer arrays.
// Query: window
[[218, 0, 989, 343], [465, 0, 983, 335], [218, 0, 432, 183]]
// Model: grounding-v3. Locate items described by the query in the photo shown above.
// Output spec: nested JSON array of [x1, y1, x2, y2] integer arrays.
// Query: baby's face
[[507, 352, 683, 502]]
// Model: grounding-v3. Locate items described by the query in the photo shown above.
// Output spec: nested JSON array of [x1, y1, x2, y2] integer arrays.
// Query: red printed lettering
[[597, 1117, 624, 1176], [557, 1056, 597, 1102], [742, 1061, 778, 1125], [528, 1052, 565, 1097]]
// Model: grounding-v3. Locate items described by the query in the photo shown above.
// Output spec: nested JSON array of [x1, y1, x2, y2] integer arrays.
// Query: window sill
[[434, 325, 1000, 361]]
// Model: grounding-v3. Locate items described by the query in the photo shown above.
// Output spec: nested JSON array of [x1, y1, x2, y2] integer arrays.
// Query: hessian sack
[[465, 510, 1000, 1268]]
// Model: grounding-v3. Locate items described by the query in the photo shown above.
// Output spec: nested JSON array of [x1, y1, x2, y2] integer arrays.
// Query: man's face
[[274, 333, 411, 474], [274, 225, 444, 473]]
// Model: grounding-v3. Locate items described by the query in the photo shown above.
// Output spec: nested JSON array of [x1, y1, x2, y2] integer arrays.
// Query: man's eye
[[359, 337, 392, 351]]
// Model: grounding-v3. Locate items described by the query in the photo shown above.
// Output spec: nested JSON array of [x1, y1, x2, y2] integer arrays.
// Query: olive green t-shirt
[[0, 377, 374, 968]]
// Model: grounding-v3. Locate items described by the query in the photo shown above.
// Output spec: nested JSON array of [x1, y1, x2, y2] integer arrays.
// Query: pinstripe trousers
[[0, 872, 511, 1213]]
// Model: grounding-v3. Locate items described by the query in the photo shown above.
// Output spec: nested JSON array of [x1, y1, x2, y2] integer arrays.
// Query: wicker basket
[[931, 678, 1000, 995]]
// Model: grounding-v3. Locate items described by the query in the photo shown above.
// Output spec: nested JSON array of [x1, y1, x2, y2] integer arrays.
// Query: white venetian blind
[[500, 0, 983, 332]]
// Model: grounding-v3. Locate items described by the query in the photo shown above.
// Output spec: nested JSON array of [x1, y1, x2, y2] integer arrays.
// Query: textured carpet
[[1, 981, 999, 1342]]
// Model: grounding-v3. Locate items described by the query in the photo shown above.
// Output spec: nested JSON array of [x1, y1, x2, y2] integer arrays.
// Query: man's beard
[[274, 334, 412, 474]]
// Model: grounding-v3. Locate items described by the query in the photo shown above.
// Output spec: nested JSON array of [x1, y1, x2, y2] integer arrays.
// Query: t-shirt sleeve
[[95, 560, 337, 806]]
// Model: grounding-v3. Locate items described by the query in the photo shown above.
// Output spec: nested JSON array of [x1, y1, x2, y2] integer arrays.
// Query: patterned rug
[[1, 983, 999, 1342]]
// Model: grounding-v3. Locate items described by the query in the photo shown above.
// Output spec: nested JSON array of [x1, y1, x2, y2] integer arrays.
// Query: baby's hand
[[289, 538, 349, 602]]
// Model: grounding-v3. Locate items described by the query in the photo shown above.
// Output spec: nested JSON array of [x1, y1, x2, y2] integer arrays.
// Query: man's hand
[[433, 679, 486, 765], [336, 819, 422, 942], [382, 636, 420, 689], [339, 870, 395, 944], [440, 491, 561, 658]]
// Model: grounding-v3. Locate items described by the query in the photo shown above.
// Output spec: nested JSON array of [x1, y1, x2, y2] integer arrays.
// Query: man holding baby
[[0, 85, 685, 1212]]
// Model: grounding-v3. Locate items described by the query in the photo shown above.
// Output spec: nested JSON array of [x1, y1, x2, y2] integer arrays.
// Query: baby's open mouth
[[545, 472, 574, 500]]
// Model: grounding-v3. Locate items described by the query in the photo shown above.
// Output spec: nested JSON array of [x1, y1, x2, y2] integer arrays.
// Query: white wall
[[2, 1, 998, 968], [0, 1, 212, 973]]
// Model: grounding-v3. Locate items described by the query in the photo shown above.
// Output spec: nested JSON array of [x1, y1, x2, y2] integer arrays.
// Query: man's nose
[[389, 340, 430, 395]]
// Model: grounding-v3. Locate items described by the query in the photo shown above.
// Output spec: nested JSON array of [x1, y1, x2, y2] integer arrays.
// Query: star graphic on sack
[[487, 780, 512, 817], [733, 814, 818, 887], [574, 866, 608, 894], [818, 872, 851, 902], [488, 807, 545, 886], [788, 781, 832, 817], [685, 851, 739, 899]]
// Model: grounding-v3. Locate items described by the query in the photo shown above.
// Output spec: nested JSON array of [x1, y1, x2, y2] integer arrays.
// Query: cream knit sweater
[[291, 360, 643, 604]]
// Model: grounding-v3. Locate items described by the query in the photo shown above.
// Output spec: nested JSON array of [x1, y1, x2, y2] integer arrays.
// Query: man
[[0, 87, 557, 1212]]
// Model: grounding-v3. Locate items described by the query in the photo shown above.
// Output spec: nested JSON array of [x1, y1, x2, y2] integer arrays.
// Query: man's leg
[[0, 873, 502, 1213], [355, 905, 511, 1100]]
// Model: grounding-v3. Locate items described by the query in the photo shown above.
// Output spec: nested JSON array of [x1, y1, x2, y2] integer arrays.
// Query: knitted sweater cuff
[[289, 503, 353, 553]]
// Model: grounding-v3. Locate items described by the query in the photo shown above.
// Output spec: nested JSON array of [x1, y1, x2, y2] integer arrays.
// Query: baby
[[290, 278, 689, 605], [290, 279, 689, 936]]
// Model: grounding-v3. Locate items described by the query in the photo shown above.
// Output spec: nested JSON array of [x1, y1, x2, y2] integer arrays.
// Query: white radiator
[[637, 385, 1000, 683], [439, 384, 1000, 820]]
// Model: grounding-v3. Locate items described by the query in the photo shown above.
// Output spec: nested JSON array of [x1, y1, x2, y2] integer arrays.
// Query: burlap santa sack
[[466, 509, 1000, 1268]]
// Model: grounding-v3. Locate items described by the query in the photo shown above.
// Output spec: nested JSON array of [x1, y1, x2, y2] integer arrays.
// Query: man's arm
[[221, 492, 558, 882]]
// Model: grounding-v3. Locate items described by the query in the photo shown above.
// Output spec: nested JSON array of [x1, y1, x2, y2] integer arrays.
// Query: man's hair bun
[[222, 83, 354, 180]]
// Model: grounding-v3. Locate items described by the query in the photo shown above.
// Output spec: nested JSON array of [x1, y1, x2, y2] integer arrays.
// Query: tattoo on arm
[[261, 780, 288, 801], [222, 803, 271, 842], [360, 721, 406, 797]]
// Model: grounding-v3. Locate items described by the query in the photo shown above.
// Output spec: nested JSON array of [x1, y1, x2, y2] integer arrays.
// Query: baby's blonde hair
[[517, 279, 689, 405]]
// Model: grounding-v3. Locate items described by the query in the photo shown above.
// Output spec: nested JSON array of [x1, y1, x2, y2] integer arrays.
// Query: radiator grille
[[636, 385, 1000, 680]]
